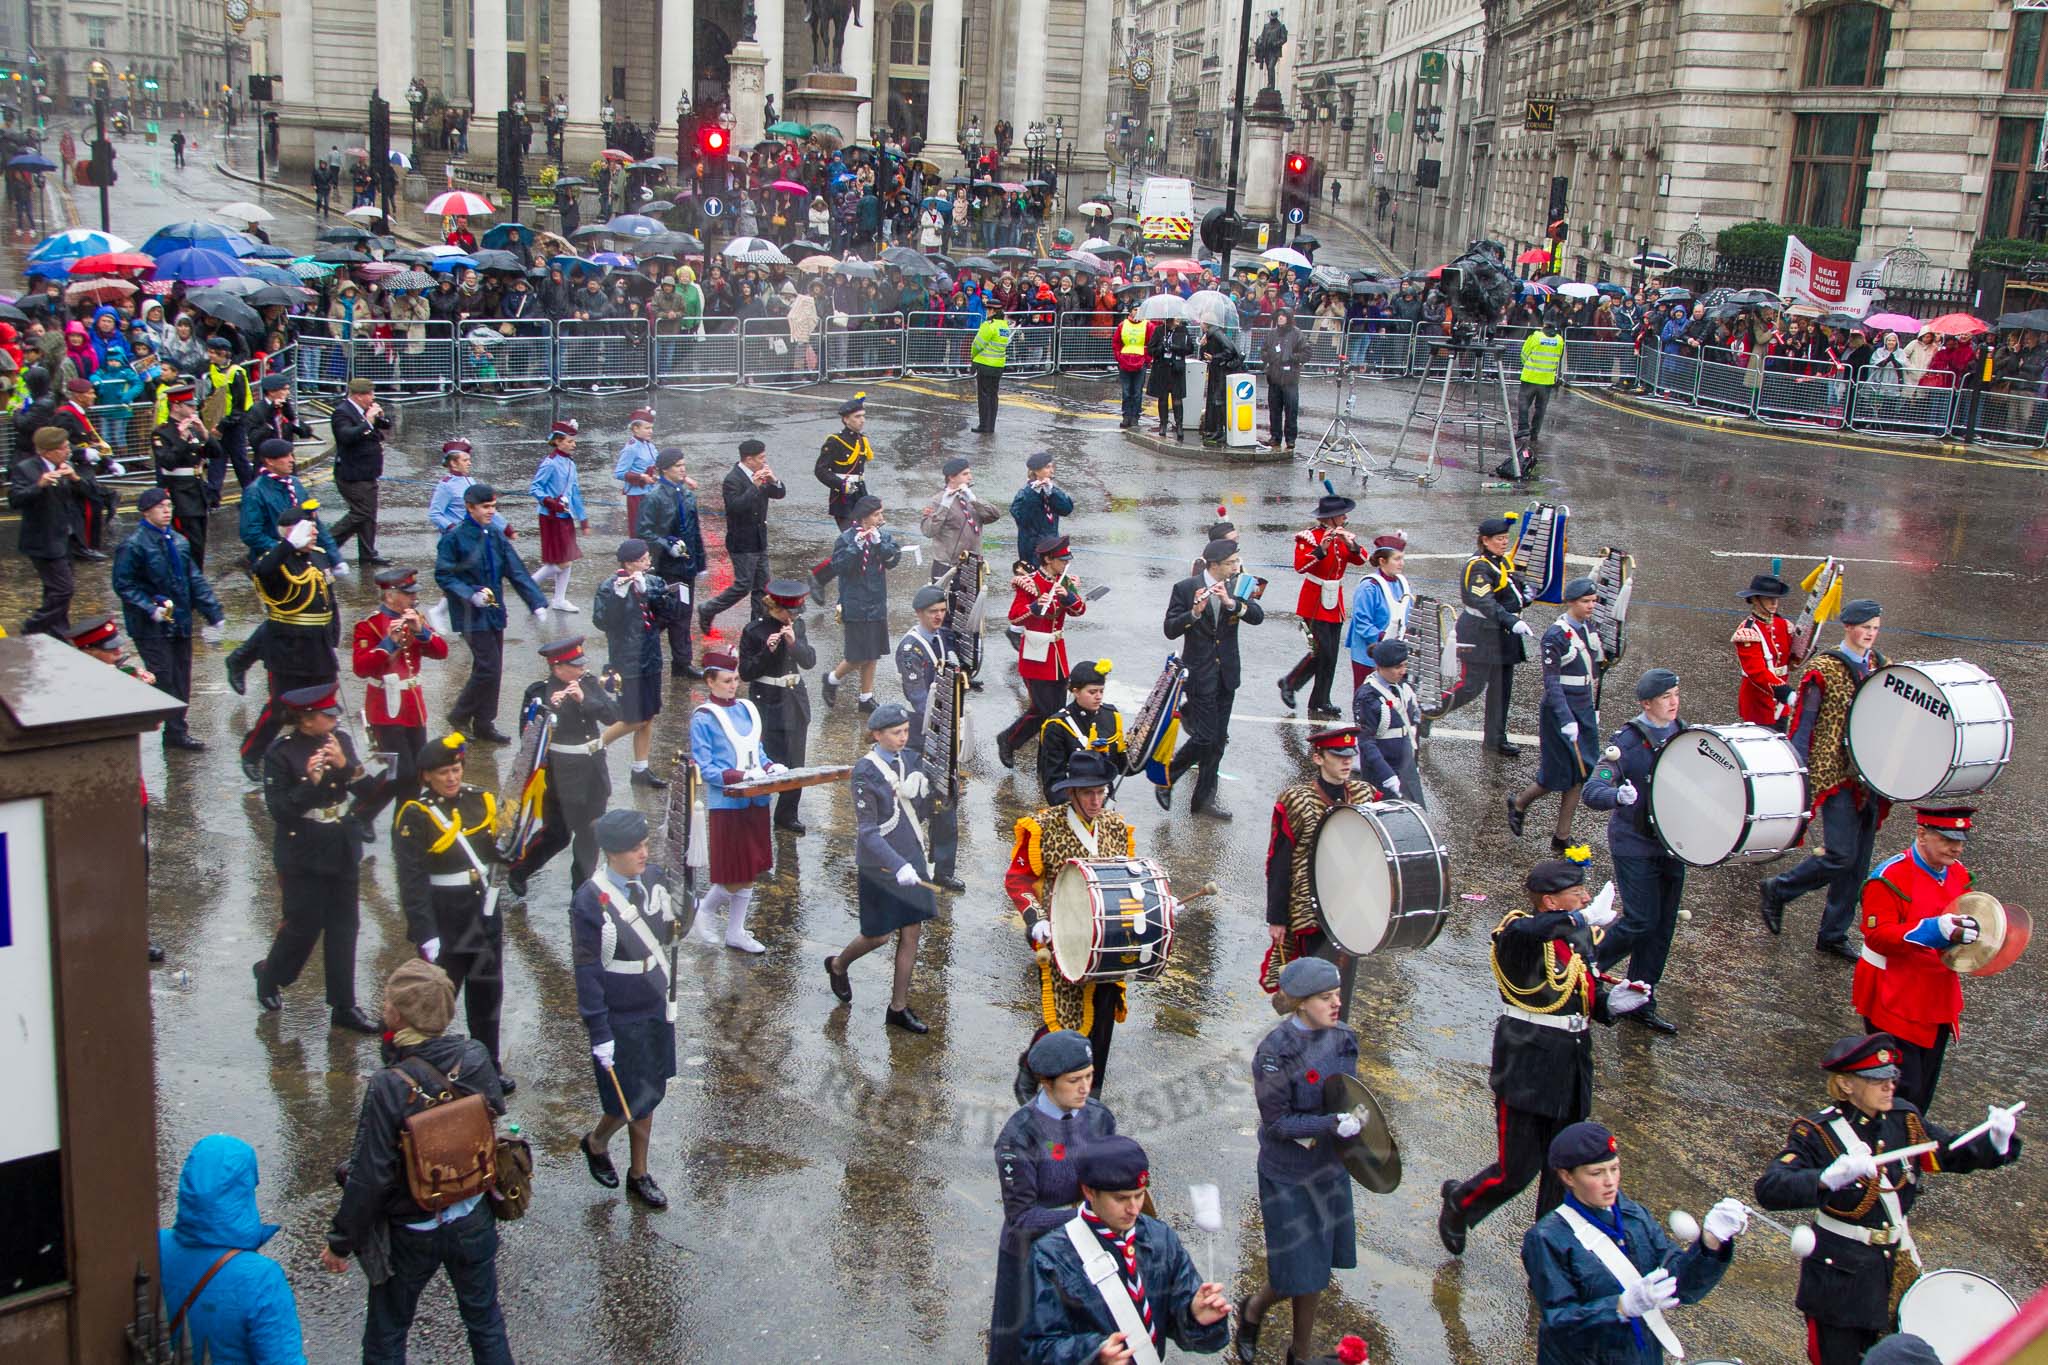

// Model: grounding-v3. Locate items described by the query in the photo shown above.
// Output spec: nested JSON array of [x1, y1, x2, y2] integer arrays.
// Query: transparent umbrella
[[1183, 289, 1239, 331]]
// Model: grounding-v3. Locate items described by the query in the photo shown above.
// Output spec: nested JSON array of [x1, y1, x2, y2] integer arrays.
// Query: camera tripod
[[1301, 359, 1371, 487], [1385, 333, 1518, 486]]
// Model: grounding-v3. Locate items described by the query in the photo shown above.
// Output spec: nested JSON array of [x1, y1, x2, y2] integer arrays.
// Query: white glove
[[1381, 775, 1400, 796], [667, 539, 686, 558], [612, 576, 635, 596], [592, 1039, 616, 1068], [1607, 981, 1652, 1014], [894, 863, 919, 887], [330, 560, 352, 580], [471, 589, 491, 607], [1334, 1113, 1363, 1139], [200, 621, 225, 646], [1561, 721, 1580, 740], [420, 937, 441, 963], [285, 520, 317, 549], [764, 761, 788, 775], [1937, 913, 1981, 945], [1512, 619, 1534, 638], [1703, 1197, 1750, 1243], [899, 771, 930, 800], [1029, 919, 1052, 947], [742, 766, 769, 783], [1987, 1104, 2019, 1156], [1820, 1149, 1880, 1191], [107, 460, 125, 476], [1619, 1268, 1680, 1320], [151, 601, 172, 621], [1580, 880, 1619, 930], [1614, 781, 1638, 807]]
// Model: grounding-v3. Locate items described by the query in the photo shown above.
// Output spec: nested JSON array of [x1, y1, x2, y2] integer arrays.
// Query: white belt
[[430, 871, 482, 888], [1816, 1210, 1910, 1248], [551, 737, 604, 755], [302, 804, 347, 824], [1860, 946, 1887, 970], [1502, 1005, 1590, 1033], [1559, 677, 1593, 689], [603, 955, 664, 975], [161, 466, 200, 478], [753, 673, 803, 688]]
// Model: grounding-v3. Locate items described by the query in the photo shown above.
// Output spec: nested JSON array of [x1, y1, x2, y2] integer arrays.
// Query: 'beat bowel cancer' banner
[[1780, 235, 1882, 313]]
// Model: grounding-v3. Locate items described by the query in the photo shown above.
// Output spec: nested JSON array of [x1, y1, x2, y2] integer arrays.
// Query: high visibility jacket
[[1117, 318, 1150, 371], [1520, 329, 1564, 386], [972, 318, 1013, 367]]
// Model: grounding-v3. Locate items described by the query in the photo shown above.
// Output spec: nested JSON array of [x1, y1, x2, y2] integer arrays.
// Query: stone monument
[[1242, 11, 1294, 223], [786, 0, 871, 145]]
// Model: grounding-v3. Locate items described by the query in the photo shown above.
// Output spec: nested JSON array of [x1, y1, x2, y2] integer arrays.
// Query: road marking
[[1707, 549, 2017, 578], [881, 378, 1123, 421], [1403, 551, 1602, 567]]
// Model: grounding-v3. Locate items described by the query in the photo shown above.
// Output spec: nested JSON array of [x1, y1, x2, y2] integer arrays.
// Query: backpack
[[392, 1056, 497, 1213]]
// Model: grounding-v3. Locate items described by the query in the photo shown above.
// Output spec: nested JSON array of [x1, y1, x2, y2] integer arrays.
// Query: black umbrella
[[1023, 179, 1051, 190], [472, 249, 525, 272], [1292, 233, 1321, 250], [1630, 250, 1677, 271], [957, 256, 998, 272], [926, 253, 957, 272], [312, 246, 369, 264], [611, 274, 657, 299], [785, 239, 832, 261], [1657, 286, 1694, 303], [946, 175, 972, 186], [387, 249, 437, 266], [1818, 312, 1860, 329], [0, 301, 28, 323], [183, 290, 264, 335], [1034, 258, 1065, 272], [1729, 288, 1780, 307], [1094, 245, 1133, 259], [1349, 281, 1394, 296], [1115, 281, 1152, 296], [317, 225, 372, 243], [571, 224, 613, 239], [553, 176, 587, 189], [989, 247, 1033, 262], [1110, 216, 1140, 230]]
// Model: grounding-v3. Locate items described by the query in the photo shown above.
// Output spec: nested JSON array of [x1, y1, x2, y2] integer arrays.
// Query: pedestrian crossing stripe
[[1139, 215, 1193, 241]]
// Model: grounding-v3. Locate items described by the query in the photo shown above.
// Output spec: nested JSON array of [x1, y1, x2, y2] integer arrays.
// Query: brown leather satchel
[[393, 1058, 496, 1213]]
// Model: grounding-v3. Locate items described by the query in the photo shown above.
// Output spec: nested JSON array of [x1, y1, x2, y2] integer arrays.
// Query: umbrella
[[1520, 280, 1555, 295], [599, 148, 635, 163], [1034, 258, 1066, 272], [570, 224, 614, 240], [1066, 251, 1109, 275], [480, 223, 533, 249], [317, 225, 372, 243], [589, 252, 637, 268], [633, 155, 678, 170], [288, 260, 337, 280], [796, 254, 838, 275], [1079, 236, 1113, 252], [649, 231, 705, 255], [389, 150, 413, 171], [182, 290, 264, 335], [834, 259, 879, 280], [880, 246, 944, 278], [0, 302, 27, 324], [7, 152, 56, 173], [216, 200, 274, 224], [1863, 311, 1921, 334], [920, 195, 951, 211], [472, 249, 525, 272], [343, 147, 370, 158], [1023, 179, 1051, 190], [1095, 245, 1134, 260], [1111, 216, 1140, 229], [1657, 286, 1694, 303], [151, 247, 247, 283], [1076, 201, 1112, 217], [1309, 265, 1352, 292], [1516, 247, 1552, 266], [387, 249, 437, 265], [195, 276, 277, 298], [551, 176, 587, 189], [356, 261, 405, 280], [1139, 294, 1188, 321], [1292, 234, 1321, 251], [1115, 281, 1152, 296], [29, 227, 132, 262], [904, 157, 942, 176], [1997, 308, 2048, 331], [1557, 280, 1599, 300], [1595, 282, 1629, 297], [242, 263, 307, 289], [722, 237, 790, 264], [956, 256, 998, 273], [430, 255, 482, 273], [312, 245, 370, 264], [239, 242, 295, 260], [64, 278, 136, 305], [1154, 258, 1203, 276], [769, 179, 810, 195], [424, 190, 497, 217], [1818, 312, 1861, 329], [1630, 250, 1677, 271], [1924, 312, 1990, 336], [69, 251, 156, 276], [604, 213, 666, 237], [1730, 288, 1782, 307], [809, 123, 845, 147], [768, 121, 812, 138], [989, 246, 1033, 262], [548, 254, 596, 273], [343, 204, 387, 221], [1183, 289, 1239, 331], [1349, 280, 1395, 296], [611, 274, 657, 299], [140, 221, 244, 256]]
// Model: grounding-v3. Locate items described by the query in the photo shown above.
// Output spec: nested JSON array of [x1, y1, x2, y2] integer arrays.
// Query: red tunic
[[1733, 610, 1795, 729], [1293, 526, 1367, 623], [351, 607, 449, 728], [1007, 569, 1085, 682], [1852, 849, 1969, 1046]]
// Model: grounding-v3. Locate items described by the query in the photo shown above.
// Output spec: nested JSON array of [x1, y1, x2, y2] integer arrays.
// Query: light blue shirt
[[406, 1192, 484, 1230], [613, 437, 659, 491], [427, 472, 507, 533], [1346, 570, 1409, 663], [529, 452, 586, 521]]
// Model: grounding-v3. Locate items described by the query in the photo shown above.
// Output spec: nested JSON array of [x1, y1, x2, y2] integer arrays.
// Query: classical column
[[662, 0, 694, 130], [472, 0, 508, 118], [376, 0, 413, 145], [843, 0, 875, 139], [1012, 0, 1047, 134], [925, 0, 963, 166], [758, 0, 786, 112], [566, 0, 602, 121], [1074, 0, 1110, 174], [277, 0, 313, 114]]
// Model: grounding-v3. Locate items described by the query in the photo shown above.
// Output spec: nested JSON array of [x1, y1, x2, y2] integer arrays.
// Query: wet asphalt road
[[16, 160, 2048, 1363]]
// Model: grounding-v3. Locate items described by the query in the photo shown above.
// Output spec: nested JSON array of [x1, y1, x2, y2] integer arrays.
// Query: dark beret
[[593, 809, 650, 853], [256, 438, 296, 462], [1026, 1029, 1094, 1078], [1369, 638, 1409, 666], [1076, 1135, 1150, 1192], [1526, 858, 1587, 895], [136, 487, 170, 511], [462, 482, 497, 505], [1547, 1121, 1618, 1170], [1026, 450, 1054, 471], [1562, 576, 1597, 601], [942, 456, 970, 477], [867, 700, 915, 730], [912, 585, 946, 611], [1478, 515, 1516, 538], [1635, 667, 1680, 701], [655, 446, 687, 469], [1839, 598, 1882, 625], [260, 374, 290, 391], [417, 733, 468, 771], [616, 538, 649, 563], [1277, 957, 1342, 997], [1203, 538, 1239, 564]]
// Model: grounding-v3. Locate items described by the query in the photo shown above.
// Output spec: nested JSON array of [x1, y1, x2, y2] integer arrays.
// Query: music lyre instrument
[[659, 750, 705, 972], [1789, 556, 1843, 663], [1400, 594, 1460, 719], [1127, 656, 1186, 780], [939, 549, 986, 676], [1590, 546, 1633, 679], [921, 661, 967, 810], [200, 376, 231, 433], [1509, 501, 1568, 604], [721, 763, 853, 797]]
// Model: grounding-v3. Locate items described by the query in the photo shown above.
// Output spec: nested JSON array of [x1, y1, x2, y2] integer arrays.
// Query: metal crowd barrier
[[293, 333, 350, 396], [904, 311, 973, 377], [1007, 323, 1057, 377], [654, 321, 745, 390], [1970, 387, 2048, 447], [823, 313, 907, 379], [1056, 312, 1120, 372], [1754, 364, 1847, 430], [1559, 339, 1636, 387], [1342, 321, 1418, 375], [1693, 355, 1758, 416], [458, 321, 556, 400], [1850, 369, 1955, 437], [348, 320, 457, 401], [556, 317, 652, 391], [739, 315, 821, 386]]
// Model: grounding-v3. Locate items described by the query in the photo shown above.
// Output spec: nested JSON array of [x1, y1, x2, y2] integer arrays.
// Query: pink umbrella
[[1924, 312, 1990, 336], [356, 261, 404, 281], [769, 179, 810, 196], [1153, 258, 1202, 276], [1862, 311, 1920, 334]]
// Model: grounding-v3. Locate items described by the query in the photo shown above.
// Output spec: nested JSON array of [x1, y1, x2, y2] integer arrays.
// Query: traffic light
[[1286, 151, 1309, 179], [697, 123, 729, 158], [495, 109, 522, 195], [1282, 151, 1314, 224]]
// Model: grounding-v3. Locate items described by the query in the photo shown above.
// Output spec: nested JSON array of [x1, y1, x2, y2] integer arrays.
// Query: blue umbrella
[[150, 247, 248, 283], [480, 222, 532, 248], [548, 254, 596, 274], [140, 221, 245, 257], [603, 214, 666, 238], [28, 227, 128, 264], [7, 153, 56, 173], [430, 254, 480, 272], [23, 259, 73, 279], [238, 242, 295, 260], [243, 262, 306, 288], [1595, 282, 1629, 297], [589, 251, 636, 268]]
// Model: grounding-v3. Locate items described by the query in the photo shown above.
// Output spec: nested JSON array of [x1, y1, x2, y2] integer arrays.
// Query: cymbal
[[1943, 891, 2032, 976], [1322, 1072, 1402, 1194]]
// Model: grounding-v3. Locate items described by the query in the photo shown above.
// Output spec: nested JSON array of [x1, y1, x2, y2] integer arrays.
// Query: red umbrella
[[769, 179, 810, 195], [600, 148, 634, 163], [1515, 247, 1551, 265], [1427, 265, 1444, 279], [1924, 312, 1989, 336], [1153, 258, 1202, 276], [70, 251, 156, 276]]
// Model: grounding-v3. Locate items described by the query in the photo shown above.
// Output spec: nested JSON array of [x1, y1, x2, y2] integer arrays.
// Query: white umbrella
[[343, 204, 386, 221], [421, 243, 470, 257], [1139, 293, 1188, 322], [1076, 201, 1112, 217], [1080, 236, 1114, 252], [1260, 246, 1312, 269], [216, 200, 274, 224], [1184, 289, 1239, 331], [424, 189, 498, 217], [1557, 280, 1599, 300], [722, 236, 791, 265]]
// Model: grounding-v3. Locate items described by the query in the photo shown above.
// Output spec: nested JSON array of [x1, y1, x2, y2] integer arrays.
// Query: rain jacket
[[156, 1135, 308, 1365], [90, 350, 142, 407], [89, 305, 132, 363]]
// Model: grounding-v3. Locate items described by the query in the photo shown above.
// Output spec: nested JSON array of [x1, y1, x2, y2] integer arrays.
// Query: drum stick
[[1881, 1100, 2025, 1162], [1174, 881, 1221, 905], [602, 1062, 634, 1123]]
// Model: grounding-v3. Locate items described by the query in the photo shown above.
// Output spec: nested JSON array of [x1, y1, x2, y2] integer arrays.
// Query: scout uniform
[[737, 579, 817, 832], [111, 490, 224, 752], [590, 536, 689, 745], [825, 494, 902, 685], [435, 481, 549, 741], [1351, 638, 1424, 804], [349, 567, 448, 803], [894, 585, 962, 887], [507, 637, 619, 893], [1754, 1033, 2022, 1365], [612, 407, 659, 531], [828, 700, 939, 1031], [1445, 514, 1533, 755], [690, 650, 775, 953], [1035, 658, 1126, 804], [1278, 493, 1368, 718], [239, 506, 341, 779], [1261, 728, 1377, 1006], [1732, 573, 1797, 729], [1008, 450, 1072, 569], [391, 735, 509, 1078], [999, 535, 1084, 766]]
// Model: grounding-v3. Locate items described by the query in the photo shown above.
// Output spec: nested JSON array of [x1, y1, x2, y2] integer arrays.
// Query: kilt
[[1258, 1165, 1356, 1296], [707, 804, 773, 883], [538, 515, 581, 565], [592, 1014, 675, 1119], [618, 669, 663, 724], [857, 869, 937, 937], [843, 616, 889, 663]]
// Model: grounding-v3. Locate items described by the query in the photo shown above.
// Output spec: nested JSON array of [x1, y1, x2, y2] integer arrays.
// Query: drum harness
[[1357, 570, 1411, 641], [698, 697, 766, 774]]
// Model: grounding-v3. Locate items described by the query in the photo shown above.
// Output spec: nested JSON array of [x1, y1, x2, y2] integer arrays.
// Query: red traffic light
[[1285, 153, 1308, 177], [698, 125, 728, 157]]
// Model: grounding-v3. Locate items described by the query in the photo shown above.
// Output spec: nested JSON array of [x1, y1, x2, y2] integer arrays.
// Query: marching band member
[[1760, 598, 1888, 960], [1036, 658, 1126, 804], [436, 483, 549, 745], [1444, 514, 1534, 756], [426, 439, 509, 535], [697, 439, 786, 636], [1236, 957, 1362, 1365], [592, 538, 690, 789], [1754, 1033, 2023, 1365], [1852, 807, 1981, 1114], [1522, 1121, 1736, 1365], [1351, 638, 1424, 805], [113, 488, 224, 755], [821, 494, 902, 712], [998, 535, 1084, 769], [528, 418, 587, 614], [224, 434, 343, 701], [1159, 537, 1264, 819], [391, 734, 511, 1089], [1021, 1137, 1231, 1362], [1261, 727, 1377, 1016], [238, 504, 341, 784], [1278, 491, 1368, 719], [811, 393, 873, 588], [739, 579, 818, 834], [506, 637, 618, 897], [150, 387, 219, 570], [1344, 531, 1410, 692], [689, 650, 778, 954], [350, 567, 447, 807], [895, 584, 965, 891], [1009, 450, 1072, 570], [989, 1030, 1120, 1365], [635, 448, 705, 678], [572, 808, 683, 1210], [612, 407, 659, 532], [1507, 578, 1604, 852], [1003, 751, 1139, 1093], [1186, 507, 1238, 577], [1583, 668, 1689, 1035], [1732, 573, 1796, 729], [823, 701, 938, 1033], [1439, 855, 1644, 1255], [920, 454, 1001, 581]]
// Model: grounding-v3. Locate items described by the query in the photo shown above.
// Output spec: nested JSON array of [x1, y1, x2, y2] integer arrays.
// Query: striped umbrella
[[721, 237, 790, 264], [423, 190, 498, 217]]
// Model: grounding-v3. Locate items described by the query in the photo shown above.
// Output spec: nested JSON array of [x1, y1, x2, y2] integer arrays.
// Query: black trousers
[[1268, 382, 1300, 445], [1598, 853, 1688, 989], [206, 421, 253, 502], [355, 722, 425, 824], [330, 478, 382, 557], [974, 362, 1002, 431], [134, 633, 194, 740], [23, 554, 73, 635], [1282, 618, 1343, 711], [1003, 675, 1068, 750], [508, 785, 597, 890], [1767, 787, 1879, 948], [1863, 1017, 1951, 1116], [1166, 681, 1237, 810], [1085, 982, 1118, 1097], [451, 629, 505, 726], [362, 1204, 512, 1365], [1448, 1099, 1568, 1230], [432, 888, 506, 1065], [263, 867, 361, 1009], [1445, 657, 1516, 749], [701, 549, 769, 622], [171, 513, 209, 571], [1156, 388, 1183, 433], [761, 709, 808, 826], [662, 574, 696, 669], [1515, 383, 1553, 446]]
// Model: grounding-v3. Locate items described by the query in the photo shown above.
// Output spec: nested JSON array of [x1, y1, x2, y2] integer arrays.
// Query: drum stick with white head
[[1668, 1205, 1815, 1259], [1188, 1182, 1222, 1286], [1874, 1100, 2025, 1166]]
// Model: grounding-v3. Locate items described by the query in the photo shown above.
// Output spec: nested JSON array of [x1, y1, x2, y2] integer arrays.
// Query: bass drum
[[1848, 660, 2013, 802], [1648, 724, 1808, 867], [1049, 858, 1177, 985], [1896, 1268, 2019, 1364], [1309, 801, 1450, 956]]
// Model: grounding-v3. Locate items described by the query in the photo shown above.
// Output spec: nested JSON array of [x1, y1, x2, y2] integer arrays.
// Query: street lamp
[[84, 59, 110, 230]]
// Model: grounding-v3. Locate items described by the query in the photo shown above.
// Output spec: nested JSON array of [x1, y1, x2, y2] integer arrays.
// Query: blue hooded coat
[[156, 1135, 308, 1365]]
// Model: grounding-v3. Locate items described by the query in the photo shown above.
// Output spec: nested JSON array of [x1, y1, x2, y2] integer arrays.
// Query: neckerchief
[[1079, 1206, 1156, 1348]]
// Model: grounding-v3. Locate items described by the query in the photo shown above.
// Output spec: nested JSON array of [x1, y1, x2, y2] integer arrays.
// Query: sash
[[1365, 572, 1411, 638], [1063, 807, 1101, 858], [860, 751, 928, 859], [589, 867, 675, 1021], [1060, 1216, 1162, 1365], [1824, 1114, 1920, 1267], [1554, 1203, 1684, 1359], [1365, 677, 1413, 741], [699, 698, 764, 771], [417, 798, 500, 919]]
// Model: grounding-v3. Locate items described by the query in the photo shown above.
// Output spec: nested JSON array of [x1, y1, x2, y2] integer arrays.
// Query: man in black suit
[[328, 377, 392, 566], [1159, 537, 1264, 818], [697, 438, 786, 634], [9, 427, 88, 634], [247, 374, 316, 450]]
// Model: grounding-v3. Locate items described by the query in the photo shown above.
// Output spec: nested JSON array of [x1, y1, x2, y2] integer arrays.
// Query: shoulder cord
[[1489, 910, 1588, 1014]]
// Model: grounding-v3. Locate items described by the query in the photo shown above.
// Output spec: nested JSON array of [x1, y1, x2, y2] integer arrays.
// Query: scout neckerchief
[[1063, 1208, 1161, 1365], [1554, 1200, 1683, 1359]]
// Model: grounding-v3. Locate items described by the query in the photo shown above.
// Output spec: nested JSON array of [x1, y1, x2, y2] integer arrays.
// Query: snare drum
[[1648, 724, 1809, 867], [1848, 660, 2013, 803], [1049, 858, 1177, 984], [1896, 1268, 2019, 1364], [1309, 801, 1450, 956]]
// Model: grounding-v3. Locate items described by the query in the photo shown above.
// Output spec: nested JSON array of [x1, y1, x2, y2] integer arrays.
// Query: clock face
[[1132, 57, 1154, 83], [226, 0, 250, 23]]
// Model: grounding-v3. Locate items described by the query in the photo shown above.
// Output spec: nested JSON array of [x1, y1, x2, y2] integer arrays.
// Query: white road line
[[1403, 551, 1602, 567], [1232, 714, 1540, 745], [1707, 549, 2014, 578]]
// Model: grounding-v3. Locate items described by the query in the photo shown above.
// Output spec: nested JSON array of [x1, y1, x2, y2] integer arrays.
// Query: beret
[[256, 437, 296, 461], [1203, 538, 1239, 564], [1526, 858, 1587, 895], [1278, 956, 1342, 998], [593, 808, 650, 852], [942, 456, 970, 477], [1369, 638, 1409, 666], [1026, 450, 1054, 471], [655, 446, 687, 469], [1547, 1121, 1619, 1170], [417, 733, 468, 771], [462, 481, 497, 504], [1839, 598, 1882, 625], [615, 538, 649, 563], [1076, 1135, 1150, 1192], [1478, 515, 1515, 538], [137, 487, 170, 511], [1635, 667, 1680, 701], [850, 493, 883, 518], [1026, 1029, 1094, 1078], [867, 700, 915, 730], [1562, 576, 1597, 601], [1069, 658, 1111, 688], [912, 585, 946, 611], [32, 426, 67, 452]]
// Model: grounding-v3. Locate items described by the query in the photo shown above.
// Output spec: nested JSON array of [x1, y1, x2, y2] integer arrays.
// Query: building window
[[2011, 11, 2048, 91], [85, 17, 108, 48], [507, 0, 523, 43], [918, 3, 932, 65], [1784, 112, 1877, 231], [1802, 4, 1889, 89], [1985, 116, 2042, 239], [612, 65, 626, 99], [890, 3, 916, 64]]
